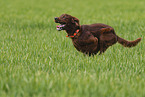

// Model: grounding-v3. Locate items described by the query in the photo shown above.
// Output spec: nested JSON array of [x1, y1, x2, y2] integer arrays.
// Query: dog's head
[[54, 14, 80, 31]]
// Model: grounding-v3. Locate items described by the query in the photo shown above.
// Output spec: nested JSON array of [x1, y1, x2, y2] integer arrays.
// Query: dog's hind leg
[[99, 32, 117, 54]]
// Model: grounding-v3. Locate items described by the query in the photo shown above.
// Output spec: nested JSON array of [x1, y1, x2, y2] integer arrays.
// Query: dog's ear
[[71, 17, 80, 26]]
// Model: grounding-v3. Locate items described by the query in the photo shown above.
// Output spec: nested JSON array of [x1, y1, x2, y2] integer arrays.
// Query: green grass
[[0, 0, 145, 97]]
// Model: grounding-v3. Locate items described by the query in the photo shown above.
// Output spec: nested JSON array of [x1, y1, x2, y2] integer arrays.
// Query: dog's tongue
[[57, 25, 65, 28], [56, 25, 65, 31]]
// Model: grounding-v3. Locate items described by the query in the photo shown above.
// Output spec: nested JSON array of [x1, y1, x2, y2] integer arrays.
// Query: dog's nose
[[54, 17, 58, 20]]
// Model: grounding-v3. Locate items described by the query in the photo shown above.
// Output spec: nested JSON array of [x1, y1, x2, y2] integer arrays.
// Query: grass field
[[0, 0, 145, 97]]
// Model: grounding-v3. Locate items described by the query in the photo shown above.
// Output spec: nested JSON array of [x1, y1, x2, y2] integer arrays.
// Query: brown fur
[[55, 14, 141, 56]]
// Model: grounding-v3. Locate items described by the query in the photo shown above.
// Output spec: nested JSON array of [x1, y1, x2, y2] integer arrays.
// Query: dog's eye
[[63, 16, 66, 19]]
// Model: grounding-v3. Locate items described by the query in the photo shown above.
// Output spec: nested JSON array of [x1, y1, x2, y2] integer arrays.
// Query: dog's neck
[[66, 26, 81, 38], [65, 26, 81, 38]]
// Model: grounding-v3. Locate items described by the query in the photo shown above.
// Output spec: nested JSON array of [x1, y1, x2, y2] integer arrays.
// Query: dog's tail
[[117, 36, 141, 47]]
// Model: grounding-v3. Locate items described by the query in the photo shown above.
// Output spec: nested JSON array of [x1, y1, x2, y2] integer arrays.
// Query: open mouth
[[56, 24, 65, 31]]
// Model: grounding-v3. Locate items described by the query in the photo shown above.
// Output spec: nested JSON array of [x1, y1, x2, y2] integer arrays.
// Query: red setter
[[54, 14, 141, 56]]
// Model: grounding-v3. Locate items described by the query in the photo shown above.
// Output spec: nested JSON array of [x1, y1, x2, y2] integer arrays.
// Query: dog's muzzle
[[55, 17, 65, 31]]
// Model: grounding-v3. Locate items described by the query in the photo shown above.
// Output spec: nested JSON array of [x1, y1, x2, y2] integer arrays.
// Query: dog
[[54, 14, 141, 56]]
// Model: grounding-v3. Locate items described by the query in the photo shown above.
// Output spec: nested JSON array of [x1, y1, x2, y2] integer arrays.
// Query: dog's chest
[[72, 37, 98, 53]]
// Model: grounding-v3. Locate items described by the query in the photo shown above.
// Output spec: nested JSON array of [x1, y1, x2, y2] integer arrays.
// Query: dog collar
[[66, 29, 80, 38]]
